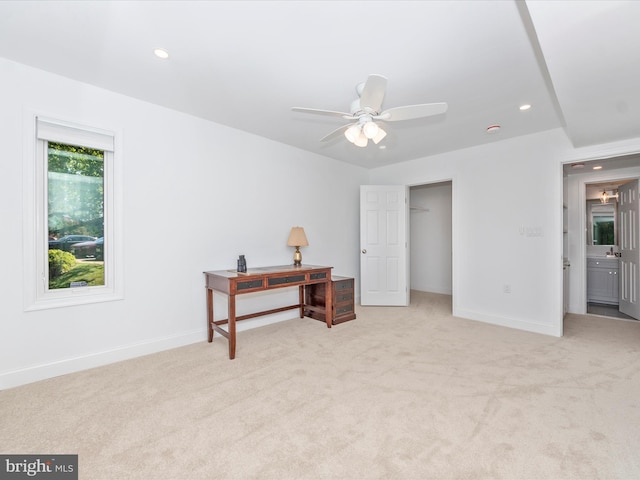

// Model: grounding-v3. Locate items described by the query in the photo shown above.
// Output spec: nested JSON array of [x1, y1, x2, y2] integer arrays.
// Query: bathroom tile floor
[[587, 302, 637, 320]]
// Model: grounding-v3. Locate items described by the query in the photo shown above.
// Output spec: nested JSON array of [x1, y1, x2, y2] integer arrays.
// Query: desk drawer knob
[[362, 249, 367, 254]]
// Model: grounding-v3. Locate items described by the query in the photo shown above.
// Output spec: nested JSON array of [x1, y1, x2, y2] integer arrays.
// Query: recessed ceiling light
[[153, 48, 169, 59], [593, 166, 603, 170], [486, 125, 501, 133], [519, 104, 531, 111], [379, 145, 386, 150]]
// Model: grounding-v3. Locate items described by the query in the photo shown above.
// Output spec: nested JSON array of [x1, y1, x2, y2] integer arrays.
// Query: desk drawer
[[333, 276, 354, 291], [237, 279, 264, 291], [335, 291, 353, 303], [334, 302, 355, 324], [267, 274, 306, 287]]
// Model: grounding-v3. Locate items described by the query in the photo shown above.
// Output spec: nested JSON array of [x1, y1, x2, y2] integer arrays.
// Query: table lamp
[[287, 227, 308, 267]]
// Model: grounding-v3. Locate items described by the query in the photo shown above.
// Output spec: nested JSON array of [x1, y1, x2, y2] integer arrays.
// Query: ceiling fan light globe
[[372, 127, 387, 145], [345, 124, 361, 143], [362, 121, 379, 139], [354, 132, 368, 147]]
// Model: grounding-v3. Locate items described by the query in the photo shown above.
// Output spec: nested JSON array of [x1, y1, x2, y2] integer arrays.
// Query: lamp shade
[[287, 227, 309, 247]]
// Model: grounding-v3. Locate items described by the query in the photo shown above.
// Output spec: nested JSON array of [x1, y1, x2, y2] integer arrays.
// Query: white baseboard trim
[[0, 330, 205, 390], [453, 308, 561, 337]]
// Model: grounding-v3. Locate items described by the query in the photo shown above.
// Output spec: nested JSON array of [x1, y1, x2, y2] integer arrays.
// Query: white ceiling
[[1, 1, 639, 169]]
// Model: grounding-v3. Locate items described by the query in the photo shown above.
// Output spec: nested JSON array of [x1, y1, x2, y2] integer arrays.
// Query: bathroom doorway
[[563, 153, 640, 323]]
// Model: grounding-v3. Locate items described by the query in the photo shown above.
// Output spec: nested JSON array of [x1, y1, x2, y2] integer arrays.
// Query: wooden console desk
[[204, 265, 333, 359]]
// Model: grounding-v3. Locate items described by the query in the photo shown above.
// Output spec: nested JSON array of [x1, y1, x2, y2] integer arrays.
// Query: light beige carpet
[[2, 291, 640, 479]]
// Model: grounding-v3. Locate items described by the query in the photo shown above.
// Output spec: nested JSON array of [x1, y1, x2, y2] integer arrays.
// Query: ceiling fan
[[292, 74, 447, 148]]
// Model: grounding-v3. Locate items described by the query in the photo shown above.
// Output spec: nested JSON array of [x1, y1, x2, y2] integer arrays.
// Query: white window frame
[[23, 113, 123, 310]]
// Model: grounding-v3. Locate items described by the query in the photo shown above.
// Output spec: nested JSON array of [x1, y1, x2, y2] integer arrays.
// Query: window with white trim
[[24, 116, 122, 310]]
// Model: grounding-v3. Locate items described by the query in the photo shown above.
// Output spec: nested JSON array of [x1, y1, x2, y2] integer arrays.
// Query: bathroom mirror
[[586, 199, 617, 246]]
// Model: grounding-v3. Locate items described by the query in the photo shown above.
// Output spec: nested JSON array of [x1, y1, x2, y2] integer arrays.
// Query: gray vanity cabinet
[[587, 258, 619, 305]]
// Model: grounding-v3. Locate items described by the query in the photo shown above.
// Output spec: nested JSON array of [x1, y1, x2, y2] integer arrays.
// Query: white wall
[[370, 128, 640, 337], [0, 58, 368, 389], [409, 182, 452, 295]]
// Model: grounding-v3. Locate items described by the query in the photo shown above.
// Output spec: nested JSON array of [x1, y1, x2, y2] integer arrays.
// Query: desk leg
[[207, 288, 214, 343], [299, 285, 304, 318], [324, 277, 333, 328], [228, 293, 237, 359]]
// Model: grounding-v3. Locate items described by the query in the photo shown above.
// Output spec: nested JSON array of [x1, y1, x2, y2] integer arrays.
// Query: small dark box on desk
[[304, 276, 356, 325]]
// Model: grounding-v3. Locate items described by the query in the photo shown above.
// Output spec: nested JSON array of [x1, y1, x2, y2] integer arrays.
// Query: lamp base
[[293, 247, 302, 267]]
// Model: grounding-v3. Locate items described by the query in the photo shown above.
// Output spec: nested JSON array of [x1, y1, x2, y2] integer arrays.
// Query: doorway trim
[[562, 153, 640, 322], [407, 177, 456, 316]]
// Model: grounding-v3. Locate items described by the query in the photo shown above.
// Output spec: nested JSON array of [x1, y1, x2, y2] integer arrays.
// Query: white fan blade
[[359, 74, 387, 112], [377, 102, 448, 121], [320, 123, 355, 142], [292, 107, 353, 119]]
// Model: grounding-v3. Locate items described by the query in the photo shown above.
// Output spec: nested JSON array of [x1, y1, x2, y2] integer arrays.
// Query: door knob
[[361, 249, 367, 254]]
